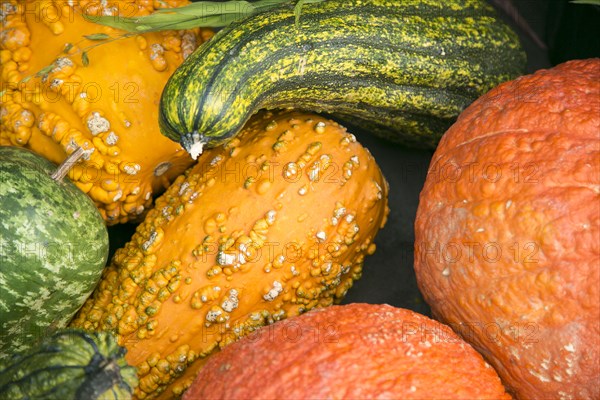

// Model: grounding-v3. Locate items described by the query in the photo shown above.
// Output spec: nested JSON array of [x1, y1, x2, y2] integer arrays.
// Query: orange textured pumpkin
[[71, 110, 389, 399], [0, 0, 212, 224], [414, 59, 600, 399], [182, 303, 510, 400]]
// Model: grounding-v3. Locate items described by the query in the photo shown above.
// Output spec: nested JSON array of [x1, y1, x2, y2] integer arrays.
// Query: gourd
[[183, 303, 510, 400], [159, 0, 526, 159], [70, 110, 389, 399], [0, 146, 108, 361], [0, 0, 213, 224], [414, 59, 600, 399], [0, 329, 137, 399]]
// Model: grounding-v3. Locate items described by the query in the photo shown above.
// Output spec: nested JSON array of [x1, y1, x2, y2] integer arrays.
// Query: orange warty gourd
[[70, 110, 389, 399], [182, 303, 510, 400], [414, 59, 600, 399], [0, 0, 212, 224]]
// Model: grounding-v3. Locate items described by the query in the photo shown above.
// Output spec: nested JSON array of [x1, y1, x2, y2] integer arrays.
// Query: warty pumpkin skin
[[0, 0, 213, 224], [182, 303, 510, 400], [70, 110, 390, 399], [414, 59, 600, 399]]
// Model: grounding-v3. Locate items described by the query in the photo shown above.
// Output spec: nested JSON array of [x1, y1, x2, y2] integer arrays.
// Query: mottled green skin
[[0, 329, 138, 399], [0, 147, 109, 361], [160, 0, 526, 151]]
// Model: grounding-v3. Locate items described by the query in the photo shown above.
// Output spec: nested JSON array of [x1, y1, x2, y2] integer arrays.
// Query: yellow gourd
[[70, 110, 390, 399], [0, 0, 212, 224]]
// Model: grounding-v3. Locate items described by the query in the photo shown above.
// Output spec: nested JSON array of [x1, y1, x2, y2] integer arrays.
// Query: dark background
[[109, 0, 600, 317]]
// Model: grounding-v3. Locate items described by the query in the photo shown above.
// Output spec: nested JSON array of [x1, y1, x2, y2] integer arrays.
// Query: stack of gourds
[[1, 1, 597, 399]]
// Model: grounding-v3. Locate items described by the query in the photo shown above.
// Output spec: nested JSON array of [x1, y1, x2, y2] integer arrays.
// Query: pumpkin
[[0, 0, 213, 224], [414, 59, 600, 399], [0, 146, 108, 361], [70, 110, 389, 399], [0, 329, 137, 399], [182, 303, 510, 400]]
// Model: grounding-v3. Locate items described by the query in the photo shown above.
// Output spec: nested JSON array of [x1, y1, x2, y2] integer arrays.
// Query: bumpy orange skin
[[182, 303, 510, 400], [70, 111, 389, 399], [0, 0, 212, 224], [414, 59, 600, 399]]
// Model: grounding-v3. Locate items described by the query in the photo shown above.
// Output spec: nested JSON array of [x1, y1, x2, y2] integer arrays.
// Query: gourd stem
[[51, 147, 85, 182]]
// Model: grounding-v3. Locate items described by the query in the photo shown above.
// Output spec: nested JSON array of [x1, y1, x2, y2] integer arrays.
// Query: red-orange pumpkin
[[182, 303, 510, 400], [414, 59, 600, 399]]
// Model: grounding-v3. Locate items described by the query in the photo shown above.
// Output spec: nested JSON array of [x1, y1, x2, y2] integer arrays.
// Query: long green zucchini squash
[[159, 0, 526, 158]]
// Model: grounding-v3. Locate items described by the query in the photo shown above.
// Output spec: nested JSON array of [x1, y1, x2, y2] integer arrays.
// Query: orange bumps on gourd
[[70, 110, 390, 399], [0, 0, 213, 224]]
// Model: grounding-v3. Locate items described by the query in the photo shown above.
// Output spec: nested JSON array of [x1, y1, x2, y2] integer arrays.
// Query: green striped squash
[[0, 329, 137, 399], [159, 0, 526, 158]]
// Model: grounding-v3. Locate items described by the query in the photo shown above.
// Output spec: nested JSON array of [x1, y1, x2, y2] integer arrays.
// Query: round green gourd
[[0, 329, 138, 399], [0, 146, 109, 360]]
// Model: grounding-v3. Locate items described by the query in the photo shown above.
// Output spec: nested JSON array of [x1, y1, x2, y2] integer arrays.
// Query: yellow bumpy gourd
[[0, 0, 212, 224], [71, 110, 390, 399]]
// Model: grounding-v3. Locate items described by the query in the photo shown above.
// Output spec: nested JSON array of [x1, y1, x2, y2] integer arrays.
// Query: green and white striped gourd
[[0, 146, 109, 360]]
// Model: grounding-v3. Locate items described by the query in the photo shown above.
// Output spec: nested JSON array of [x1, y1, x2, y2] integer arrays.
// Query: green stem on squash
[[83, 0, 304, 32], [0, 0, 324, 99], [51, 147, 86, 182], [570, 0, 600, 5]]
